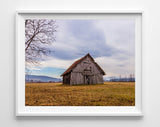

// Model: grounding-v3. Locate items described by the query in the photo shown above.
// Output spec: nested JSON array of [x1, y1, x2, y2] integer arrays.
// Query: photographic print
[[25, 18, 135, 106]]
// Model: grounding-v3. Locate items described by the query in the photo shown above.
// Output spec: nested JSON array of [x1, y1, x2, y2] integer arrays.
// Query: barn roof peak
[[61, 53, 105, 76]]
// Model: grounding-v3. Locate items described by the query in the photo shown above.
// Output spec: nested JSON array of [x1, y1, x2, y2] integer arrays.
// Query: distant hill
[[25, 75, 62, 83]]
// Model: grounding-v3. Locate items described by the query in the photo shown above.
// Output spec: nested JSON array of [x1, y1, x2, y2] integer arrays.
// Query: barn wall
[[95, 73, 103, 84], [70, 72, 84, 85], [73, 56, 103, 75], [71, 56, 104, 85]]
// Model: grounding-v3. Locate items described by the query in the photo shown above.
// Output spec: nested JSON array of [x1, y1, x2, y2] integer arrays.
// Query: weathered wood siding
[[70, 72, 84, 85], [70, 56, 104, 85]]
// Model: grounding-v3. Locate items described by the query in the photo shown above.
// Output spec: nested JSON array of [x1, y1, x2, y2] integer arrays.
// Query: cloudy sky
[[26, 19, 135, 79]]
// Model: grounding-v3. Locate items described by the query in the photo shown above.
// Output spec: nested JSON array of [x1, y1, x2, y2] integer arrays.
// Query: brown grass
[[25, 82, 135, 106]]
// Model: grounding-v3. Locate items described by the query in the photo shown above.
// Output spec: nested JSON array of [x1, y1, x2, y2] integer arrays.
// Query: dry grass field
[[25, 82, 135, 106]]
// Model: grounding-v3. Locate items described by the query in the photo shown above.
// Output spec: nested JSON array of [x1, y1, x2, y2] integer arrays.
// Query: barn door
[[85, 75, 93, 85]]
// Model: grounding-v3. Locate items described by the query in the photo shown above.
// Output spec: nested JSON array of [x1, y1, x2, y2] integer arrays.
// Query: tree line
[[108, 74, 135, 82]]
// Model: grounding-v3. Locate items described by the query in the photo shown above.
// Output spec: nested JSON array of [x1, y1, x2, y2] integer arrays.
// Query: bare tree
[[25, 19, 57, 64]]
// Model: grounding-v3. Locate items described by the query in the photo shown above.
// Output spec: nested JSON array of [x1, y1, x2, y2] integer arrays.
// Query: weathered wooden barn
[[61, 53, 105, 85]]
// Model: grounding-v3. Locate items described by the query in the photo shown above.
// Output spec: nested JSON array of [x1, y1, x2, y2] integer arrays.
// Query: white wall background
[[0, 0, 160, 126]]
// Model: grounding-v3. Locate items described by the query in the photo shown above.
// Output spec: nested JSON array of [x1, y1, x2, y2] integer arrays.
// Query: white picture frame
[[16, 11, 142, 116]]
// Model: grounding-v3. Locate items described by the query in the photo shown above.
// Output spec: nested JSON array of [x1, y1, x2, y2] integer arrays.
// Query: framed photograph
[[16, 11, 142, 116]]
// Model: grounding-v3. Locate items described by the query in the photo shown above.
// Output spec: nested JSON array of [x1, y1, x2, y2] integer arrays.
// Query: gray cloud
[[50, 20, 123, 60]]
